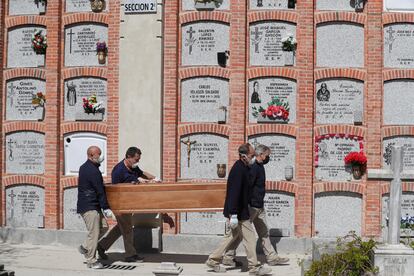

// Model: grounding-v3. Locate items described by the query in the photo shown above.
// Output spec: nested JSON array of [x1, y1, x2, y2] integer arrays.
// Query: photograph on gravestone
[[6, 78, 46, 121], [316, 22, 364, 68], [382, 192, 414, 239], [315, 134, 363, 181], [316, 0, 357, 11], [7, 25, 46, 68], [180, 134, 228, 179], [315, 191, 362, 238], [66, 0, 107, 13], [9, 0, 46, 15], [248, 135, 296, 181], [383, 80, 414, 125], [64, 23, 108, 67], [181, 77, 229, 123], [6, 185, 45, 228], [64, 77, 107, 121], [6, 132, 45, 175], [180, 212, 226, 235], [249, 21, 296, 67], [182, 0, 230, 11], [181, 22, 230, 66], [264, 191, 295, 237], [383, 136, 414, 170], [63, 187, 86, 230], [248, 77, 296, 124], [384, 24, 414, 68], [315, 78, 364, 125]]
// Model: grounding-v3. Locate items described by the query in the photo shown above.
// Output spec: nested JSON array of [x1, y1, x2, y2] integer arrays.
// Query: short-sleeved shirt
[[111, 159, 144, 184]]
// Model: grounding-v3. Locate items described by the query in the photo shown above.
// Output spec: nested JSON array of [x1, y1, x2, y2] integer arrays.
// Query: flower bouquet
[[281, 34, 297, 51], [96, 41, 108, 64], [344, 151, 367, 179], [82, 95, 104, 114], [252, 97, 290, 123], [32, 92, 46, 108], [31, 30, 47, 55]]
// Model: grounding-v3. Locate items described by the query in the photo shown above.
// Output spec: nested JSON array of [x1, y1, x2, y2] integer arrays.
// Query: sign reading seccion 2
[[124, 0, 157, 14]]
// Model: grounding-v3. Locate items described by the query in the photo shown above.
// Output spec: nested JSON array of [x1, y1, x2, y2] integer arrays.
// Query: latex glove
[[103, 209, 116, 220], [138, 177, 149, 183], [229, 214, 238, 229], [153, 177, 162, 183]]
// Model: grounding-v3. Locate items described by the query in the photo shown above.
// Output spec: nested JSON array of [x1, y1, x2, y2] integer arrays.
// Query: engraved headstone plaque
[[9, 0, 46, 15], [264, 192, 294, 236], [382, 136, 414, 170], [384, 24, 414, 68], [66, 0, 107, 13], [382, 192, 414, 238], [180, 212, 226, 235], [316, 0, 355, 11], [249, 0, 290, 10], [182, 0, 229, 10], [64, 187, 86, 230]]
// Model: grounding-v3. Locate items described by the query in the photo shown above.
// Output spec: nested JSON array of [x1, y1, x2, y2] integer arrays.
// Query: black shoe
[[97, 245, 108, 260], [124, 255, 144, 263]]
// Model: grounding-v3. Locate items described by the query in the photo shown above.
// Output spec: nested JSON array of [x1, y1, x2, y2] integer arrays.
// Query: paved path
[[0, 243, 303, 276]]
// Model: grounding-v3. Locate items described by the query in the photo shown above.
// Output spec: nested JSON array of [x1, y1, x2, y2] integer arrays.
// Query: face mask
[[131, 162, 140, 168], [249, 156, 256, 166], [262, 155, 270, 165], [96, 155, 104, 164]]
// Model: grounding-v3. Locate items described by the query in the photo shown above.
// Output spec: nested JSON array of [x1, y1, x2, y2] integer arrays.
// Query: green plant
[[305, 232, 378, 276]]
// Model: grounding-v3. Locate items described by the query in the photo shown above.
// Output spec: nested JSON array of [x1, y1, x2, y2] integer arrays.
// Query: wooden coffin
[[105, 182, 226, 214]]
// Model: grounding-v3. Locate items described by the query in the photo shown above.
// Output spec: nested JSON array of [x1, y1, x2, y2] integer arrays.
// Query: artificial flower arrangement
[[31, 30, 47, 54], [82, 95, 104, 114], [96, 41, 108, 54], [32, 92, 46, 108], [344, 151, 367, 179], [281, 33, 297, 51], [252, 97, 290, 121]]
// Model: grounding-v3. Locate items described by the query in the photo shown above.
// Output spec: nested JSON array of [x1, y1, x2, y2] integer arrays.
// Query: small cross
[[67, 29, 75, 54], [186, 27, 196, 55], [181, 137, 197, 168], [8, 190, 17, 219], [251, 26, 263, 53]]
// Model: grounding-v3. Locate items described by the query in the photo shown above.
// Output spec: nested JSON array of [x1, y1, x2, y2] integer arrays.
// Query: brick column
[[0, 0, 4, 226]]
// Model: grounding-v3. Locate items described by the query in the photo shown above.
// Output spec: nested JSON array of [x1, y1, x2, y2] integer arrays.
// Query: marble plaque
[[180, 134, 228, 179], [384, 24, 414, 68], [315, 191, 362, 238], [64, 187, 86, 230], [385, 0, 414, 12], [7, 26, 46, 68], [384, 80, 414, 125], [64, 132, 107, 175], [315, 135, 362, 181], [64, 24, 108, 67], [383, 136, 414, 170], [264, 192, 294, 236], [249, 21, 296, 66], [66, 0, 107, 13], [249, 0, 290, 10], [316, 0, 355, 11], [181, 22, 230, 66], [6, 185, 45, 228], [180, 212, 226, 235], [181, 77, 229, 123], [64, 77, 107, 121], [6, 132, 45, 174], [317, 22, 364, 68], [9, 0, 46, 15], [382, 192, 414, 238], [6, 78, 46, 121], [249, 135, 296, 181], [182, 0, 229, 10], [316, 79, 364, 124], [248, 77, 296, 123]]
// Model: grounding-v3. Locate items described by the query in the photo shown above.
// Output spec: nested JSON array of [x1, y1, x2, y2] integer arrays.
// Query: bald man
[[77, 146, 113, 269]]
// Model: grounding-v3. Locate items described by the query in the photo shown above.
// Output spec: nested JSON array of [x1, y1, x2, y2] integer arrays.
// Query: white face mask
[[96, 155, 104, 164], [249, 156, 256, 166], [131, 162, 140, 168]]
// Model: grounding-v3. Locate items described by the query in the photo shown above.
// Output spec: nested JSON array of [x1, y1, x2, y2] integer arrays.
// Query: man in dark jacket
[[77, 146, 113, 269], [206, 143, 272, 276]]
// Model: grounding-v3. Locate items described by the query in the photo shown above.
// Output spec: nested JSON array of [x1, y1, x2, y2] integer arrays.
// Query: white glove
[[103, 209, 115, 220], [153, 177, 162, 182], [229, 214, 238, 229]]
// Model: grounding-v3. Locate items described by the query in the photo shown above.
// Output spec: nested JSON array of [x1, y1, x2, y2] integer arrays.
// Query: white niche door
[[64, 132, 107, 176]]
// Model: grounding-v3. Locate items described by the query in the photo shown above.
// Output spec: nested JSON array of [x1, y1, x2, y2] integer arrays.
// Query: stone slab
[[314, 191, 362, 238], [248, 77, 296, 123], [64, 24, 108, 67], [382, 136, 414, 170], [6, 185, 45, 228], [63, 188, 86, 231], [316, 0, 355, 11], [317, 22, 364, 68], [384, 24, 414, 69], [316, 78, 364, 124], [249, 135, 296, 181], [181, 77, 229, 123], [182, 0, 229, 11], [249, 0, 290, 10], [180, 212, 226, 235], [249, 21, 296, 66], [6, 78, 46, 121], [64, 77, 107, 121], [315, 135, 362, 181], [9, 0, 46, 15], [385, 1, 414, 11], [182, 22, 230, 66], [384, 80, 414, 125], [7, 26, 46, 68], [66, 0, 108, 13], [264, 191, 295, 237], [180, 134, 228, 179], [5, 132, 45, 175], [374, 244, 414, 276]]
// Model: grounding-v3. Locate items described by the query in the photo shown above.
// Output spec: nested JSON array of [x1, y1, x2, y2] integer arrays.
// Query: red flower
[[344, 152, 367, 166]]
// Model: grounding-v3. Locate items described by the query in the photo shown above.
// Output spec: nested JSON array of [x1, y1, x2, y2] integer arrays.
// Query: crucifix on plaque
[[185, 27, 196, 55], [8, 190, 17, 220], [251, 26, 263, 53], [385, 27, 396, 54], [7, 138, 16, 161], [67, 29, 75, 54], [7, 83, 16, 107], [181, 137, 197, 168]]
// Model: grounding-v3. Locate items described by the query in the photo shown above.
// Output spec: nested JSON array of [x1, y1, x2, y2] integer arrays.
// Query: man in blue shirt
[[98, 147, 158, 262]]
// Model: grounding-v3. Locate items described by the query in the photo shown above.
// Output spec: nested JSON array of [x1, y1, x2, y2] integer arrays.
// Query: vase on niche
[[97, 51, 106, 64], [217, 164, 226, 178], [352, 164, 362, 180]]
